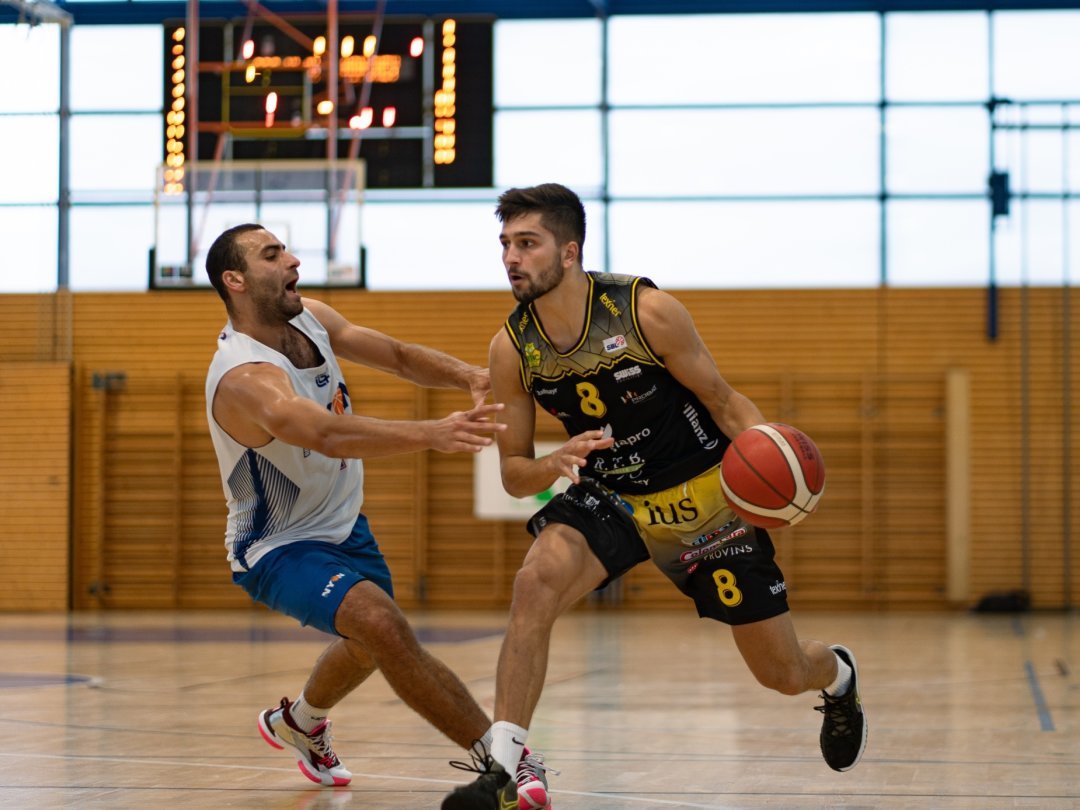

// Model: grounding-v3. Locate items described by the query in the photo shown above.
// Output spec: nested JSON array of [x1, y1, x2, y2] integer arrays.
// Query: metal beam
[[0, 0, 71, 26]]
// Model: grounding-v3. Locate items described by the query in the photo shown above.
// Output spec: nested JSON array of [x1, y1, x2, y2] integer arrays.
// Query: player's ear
[[562, 241, 579, 267], [223, 269, 245, 292]]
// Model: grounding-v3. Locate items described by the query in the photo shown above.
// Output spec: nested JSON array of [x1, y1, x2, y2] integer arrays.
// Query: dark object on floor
[[973, 589, 1031, 613]]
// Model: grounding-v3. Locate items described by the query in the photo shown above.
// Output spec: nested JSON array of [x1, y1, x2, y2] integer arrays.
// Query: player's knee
[[753, 665, 807, 696], [339, 589, 415, 653], [510, 560, 565, 615], [511, 562, 554, 601]]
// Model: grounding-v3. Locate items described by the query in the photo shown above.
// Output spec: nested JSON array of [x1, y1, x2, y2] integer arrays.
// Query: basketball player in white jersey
[[204, 223, 551, 797]]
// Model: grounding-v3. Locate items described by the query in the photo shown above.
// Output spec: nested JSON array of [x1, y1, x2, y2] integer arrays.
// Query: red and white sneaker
[[258, 697, 352, 786], [516, 747, 557, 809]]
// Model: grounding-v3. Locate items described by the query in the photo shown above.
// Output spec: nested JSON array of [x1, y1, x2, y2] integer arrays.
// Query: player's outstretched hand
[[428, 402, 506, 453], [466, 367, 493, 408], [549, 429, 615, 484]]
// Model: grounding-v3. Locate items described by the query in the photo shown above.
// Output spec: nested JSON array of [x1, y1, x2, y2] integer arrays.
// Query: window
[[494, 20, 602, 107], [887, 201, 989, 286], [994, 11, 1080, 101], [609, 108, 879, 197], [0, 116, 59, 203], [69, 205, 155, 290], [69, 114, 163, 199], [495, 110, 604, 191], [1, 207, 58, 292], [607, 14, 879, 105], [886, 13, 988, 101], [886, 107, 988, 194], [3, 10, 1079, 291], [71, 25, 162, 111], [0, 24, 58, 112], [609, 200, 879, 288]]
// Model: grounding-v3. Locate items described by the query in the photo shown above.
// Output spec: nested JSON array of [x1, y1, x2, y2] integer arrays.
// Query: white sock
[[824, 652, 853, 697], [471, 729, 495, 760], [490, 720, 528, 773], [289, 693, 330, 734]]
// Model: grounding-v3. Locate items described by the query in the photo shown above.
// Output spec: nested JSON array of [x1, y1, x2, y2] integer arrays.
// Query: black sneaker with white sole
[[442, 746, 518, 810], [815, 644, 868, 771]]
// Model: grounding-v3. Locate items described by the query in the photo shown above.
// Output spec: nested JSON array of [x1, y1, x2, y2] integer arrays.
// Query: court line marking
[[1023, 660, 1056, 731], [1, 752, 1075, 803], [0, 752, 743, 809]]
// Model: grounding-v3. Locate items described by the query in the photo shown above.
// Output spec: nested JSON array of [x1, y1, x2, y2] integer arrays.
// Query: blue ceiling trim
[[4, 0, 1080, 25]]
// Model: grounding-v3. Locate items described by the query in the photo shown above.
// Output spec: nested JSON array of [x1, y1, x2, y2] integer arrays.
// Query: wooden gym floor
[[0, 608, 1076, 809]]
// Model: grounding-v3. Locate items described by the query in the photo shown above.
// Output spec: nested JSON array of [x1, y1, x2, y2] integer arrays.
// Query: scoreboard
[[163, 14, 492, 190]]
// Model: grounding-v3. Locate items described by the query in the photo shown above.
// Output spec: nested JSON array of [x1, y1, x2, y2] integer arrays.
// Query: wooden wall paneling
[[170, 371, 183, 606], [71, 367, 104, 609], [425, 450, 517, 609], [177, 373, 237, 608], [860, 373, 879, 604], [411, 386, 430, 603], [99, 375, 186, 609], [0, 295, 61, 362], [873, 375, 947, 607], [0, 285, 1069, 612], [0, 363, 70, 611], [934, 287, 1077, 609], [418, 385, 521, 609], [946, 368, 972, 604], [794, 374, 878, 607], [348, 372, 423, 607], [1022, 294, 1072, 607]]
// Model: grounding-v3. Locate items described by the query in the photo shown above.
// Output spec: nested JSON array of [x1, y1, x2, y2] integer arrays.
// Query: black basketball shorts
[[528, 474, 790, 625]]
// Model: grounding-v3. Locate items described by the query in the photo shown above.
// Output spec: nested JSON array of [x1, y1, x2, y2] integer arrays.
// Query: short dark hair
[[205, 223, 264, 308], [495, 183, 586, 264]]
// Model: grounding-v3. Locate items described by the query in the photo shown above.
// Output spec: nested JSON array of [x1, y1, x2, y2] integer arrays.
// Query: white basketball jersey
[[205, 308, 364, 572]]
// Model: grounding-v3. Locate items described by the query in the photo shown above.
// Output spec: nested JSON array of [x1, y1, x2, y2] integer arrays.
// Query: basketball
[[720, 423, 826, 528]]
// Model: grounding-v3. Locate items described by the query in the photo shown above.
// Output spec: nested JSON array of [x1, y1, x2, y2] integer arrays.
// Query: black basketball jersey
[[504, 271, 728, 494]]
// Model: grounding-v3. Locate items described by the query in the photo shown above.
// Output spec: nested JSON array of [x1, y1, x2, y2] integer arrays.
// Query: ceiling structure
[[5, 0, 1080, 25]]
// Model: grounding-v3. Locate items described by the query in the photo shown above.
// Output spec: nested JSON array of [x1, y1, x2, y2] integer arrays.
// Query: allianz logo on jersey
[[683, 403, 719, 450], [604, 334, 627, 353]]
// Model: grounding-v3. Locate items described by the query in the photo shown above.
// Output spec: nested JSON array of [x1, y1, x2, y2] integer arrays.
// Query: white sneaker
[[516, 747, 557, 809], [258, 697, 352, 786]]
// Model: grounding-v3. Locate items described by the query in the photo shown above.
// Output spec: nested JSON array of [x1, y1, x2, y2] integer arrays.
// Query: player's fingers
[[467, 402, 505, 419], [460, 419, 505, 433]]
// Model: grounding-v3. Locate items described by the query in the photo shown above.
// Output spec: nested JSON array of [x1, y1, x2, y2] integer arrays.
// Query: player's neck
[[231, 310, 294, 355], [532, 267, 589, 350]]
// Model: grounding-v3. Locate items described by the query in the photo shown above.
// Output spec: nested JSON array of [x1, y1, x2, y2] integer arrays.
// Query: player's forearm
[[396, 342, 481, 391], [501, 454, 560, 498], [298, 415, 437, 459], [714, 391, 767, 439]]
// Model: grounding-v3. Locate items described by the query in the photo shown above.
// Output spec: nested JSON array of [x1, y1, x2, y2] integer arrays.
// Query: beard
[[512, 259, 564, 305], [251, 283, 303, 323]]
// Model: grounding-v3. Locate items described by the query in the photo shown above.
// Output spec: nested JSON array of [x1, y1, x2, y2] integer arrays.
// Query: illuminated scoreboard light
[[163, 15, 492, 189], [434, 18, 456, 165], [163, 26, 186, 193]]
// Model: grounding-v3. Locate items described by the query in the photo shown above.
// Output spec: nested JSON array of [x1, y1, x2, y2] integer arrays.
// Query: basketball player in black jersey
[[443, 184, 867, 810]]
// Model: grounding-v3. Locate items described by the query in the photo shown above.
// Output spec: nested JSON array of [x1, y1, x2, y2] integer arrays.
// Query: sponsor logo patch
[[524, 343, 541, 368], [321, 573, 345, 598], [604, 335, 627, 353]]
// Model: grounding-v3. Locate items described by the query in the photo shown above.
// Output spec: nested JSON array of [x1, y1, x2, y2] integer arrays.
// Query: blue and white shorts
[[232, 514, 394, 637]]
